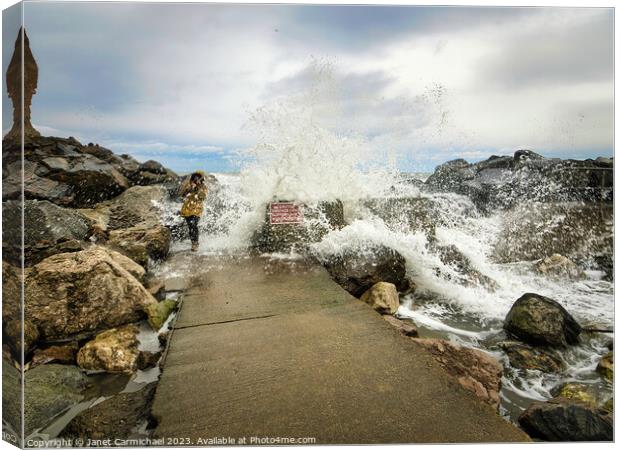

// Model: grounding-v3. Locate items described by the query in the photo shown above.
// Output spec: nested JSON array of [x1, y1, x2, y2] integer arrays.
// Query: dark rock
[[3, 200, 92, 266], [498, 341, 565, 373], [61, 382, 157, 442], [432, 243, 497, 290], [31, 342, 78, 367], [158, 331, 170, 347], [137, 351, 162, 370], [383, 315, 418, 337], [322, 244, 412, 298], [140, 160, 167, 174], [425, 151, 613, 211], [24, 364, 90, 435], [518, 397, 612, 441], [503, 293, 582, 348], [596, 351, 613, 381], [413, 338, 502, 410]]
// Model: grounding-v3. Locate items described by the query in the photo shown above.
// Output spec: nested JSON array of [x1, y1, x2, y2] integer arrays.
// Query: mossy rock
[[596, 351, 613, 382], [553, 383, 596, 406], [145, 299, 177, 330], [601, 397, 613, 414]]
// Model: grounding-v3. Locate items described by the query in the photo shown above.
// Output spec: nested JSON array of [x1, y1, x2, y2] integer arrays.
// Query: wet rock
[[498, 341, 565, 373], [552, 383, 597, 407], [108, 223, 171, 267], [252, 200, 346, 254], [518, 397, 612, 441], [413, 338, 502, 410], [158, 331, 170, 347], [80, 185, 168, 231], [31, 342, 78, 367], [425, 151, 612, 211], [25, 246, 156, 341], [382, 315, 418, 337], [492, 202, 612, 267], [360, 282, 399, 315], [503, 293, 582, 348], [596, 351, 613, 381], [535, 254, 585, 280], [24, 364, 90, 435], [323, 244, 413, 298], [145, 299, 177, 330], [138, 350, 162, 370], [364, 197, 437, 238], [61, 382, 157, 442], [2, 200, 93, 266], [432, 243, 498, 290], [77, 325, 140, 374]]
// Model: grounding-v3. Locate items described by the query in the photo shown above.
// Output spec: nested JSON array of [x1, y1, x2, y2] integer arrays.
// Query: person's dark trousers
[[185, 215, 200, 244]]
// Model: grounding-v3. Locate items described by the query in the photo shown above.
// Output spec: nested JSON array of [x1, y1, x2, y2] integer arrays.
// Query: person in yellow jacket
[[179, 171, 208, 251]]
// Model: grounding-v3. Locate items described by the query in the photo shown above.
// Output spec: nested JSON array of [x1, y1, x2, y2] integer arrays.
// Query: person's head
[[190, 171, 205, 184]]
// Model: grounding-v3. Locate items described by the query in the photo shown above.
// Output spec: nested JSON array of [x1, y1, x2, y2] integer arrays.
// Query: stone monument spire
[[5, 27, 40, 140]]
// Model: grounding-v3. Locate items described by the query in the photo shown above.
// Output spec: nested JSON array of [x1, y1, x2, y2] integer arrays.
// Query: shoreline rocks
[[503, 293, 582, 348], [596, 351, 613, 381], [497, 341, 565, 373], [322, 244, 413, 298]]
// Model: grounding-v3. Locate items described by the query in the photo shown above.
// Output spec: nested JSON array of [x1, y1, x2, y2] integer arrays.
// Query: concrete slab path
[[151, 256, 529, 444]]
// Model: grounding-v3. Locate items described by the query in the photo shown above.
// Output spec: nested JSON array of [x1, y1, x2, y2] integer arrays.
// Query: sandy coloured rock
[[25, 246, 156, 341], [360, 282, 399, 315], [77, 325, 140, 374]]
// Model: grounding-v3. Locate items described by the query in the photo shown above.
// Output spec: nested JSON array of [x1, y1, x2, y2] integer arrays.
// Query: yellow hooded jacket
[[180, 180, 208, 217]]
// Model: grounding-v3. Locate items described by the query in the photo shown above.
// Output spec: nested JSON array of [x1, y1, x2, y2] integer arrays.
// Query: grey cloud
[[477, 9, 613, 89]]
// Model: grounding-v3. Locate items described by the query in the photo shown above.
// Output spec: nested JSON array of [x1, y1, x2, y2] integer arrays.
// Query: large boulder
[[24, 363, 90, 435], [251, 200, 346, 254], [61, 382, 157, 442], [77, 325, 140, 374], [25, 246, 157, 342], [413, 338, 502, 410], [2, 359, 22, 438], [108, 223, 171, 267], [497, 341, 565, 373], [359, 282, 399, 315], [503, 293, 582, 348], [518, 397, 612, 441], [552, 383, 597, 407], [322, 244, 413, 298], [3, 200, 92, 266]]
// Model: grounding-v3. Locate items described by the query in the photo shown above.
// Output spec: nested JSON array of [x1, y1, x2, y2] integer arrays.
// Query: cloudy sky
[[2, 2, 614, 172]]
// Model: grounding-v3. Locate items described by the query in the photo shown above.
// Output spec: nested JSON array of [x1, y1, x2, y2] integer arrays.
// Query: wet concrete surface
[[151, 255, 529, 444]]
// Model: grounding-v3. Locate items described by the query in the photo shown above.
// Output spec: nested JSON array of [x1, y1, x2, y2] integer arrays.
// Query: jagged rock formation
[[5, 27, 40, 140], [425, 150, 613, 211]]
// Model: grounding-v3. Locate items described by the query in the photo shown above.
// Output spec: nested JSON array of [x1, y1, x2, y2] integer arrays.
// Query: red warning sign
[[269, 202, 304, 225]]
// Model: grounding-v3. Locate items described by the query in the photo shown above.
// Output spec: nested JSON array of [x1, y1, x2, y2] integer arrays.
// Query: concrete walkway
[[151, 256, 528, 444]]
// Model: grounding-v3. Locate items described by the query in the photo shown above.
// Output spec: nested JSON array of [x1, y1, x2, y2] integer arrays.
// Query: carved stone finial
[[5, 27, 40, 140]]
